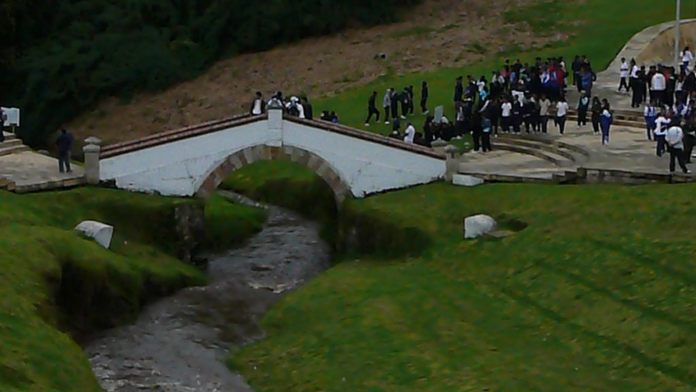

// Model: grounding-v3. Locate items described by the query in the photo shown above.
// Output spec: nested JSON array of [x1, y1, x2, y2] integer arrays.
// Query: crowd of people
[[249, 48, 696, 174], [366, 55, 617, 150]]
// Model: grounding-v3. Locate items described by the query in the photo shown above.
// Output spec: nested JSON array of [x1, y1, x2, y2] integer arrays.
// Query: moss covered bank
[[0, 188, 265, 391]]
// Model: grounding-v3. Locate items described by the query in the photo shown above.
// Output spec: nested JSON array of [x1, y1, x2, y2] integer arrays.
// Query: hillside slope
[[67, 0, 549, 144]]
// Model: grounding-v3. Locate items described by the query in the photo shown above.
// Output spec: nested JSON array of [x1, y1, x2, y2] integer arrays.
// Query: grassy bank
[[313, 0, 696, 134], [0, 188, 265, 391], [231, 181, 696, 391]]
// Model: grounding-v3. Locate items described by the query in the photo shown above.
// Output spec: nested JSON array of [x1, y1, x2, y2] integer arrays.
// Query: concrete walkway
[[567, 19, 696, 113], [460, 122, 689, 180], [0, 133, 85, 192]]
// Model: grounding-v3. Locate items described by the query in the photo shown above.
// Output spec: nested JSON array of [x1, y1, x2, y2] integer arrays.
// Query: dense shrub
[[1, 0, 421, 146]]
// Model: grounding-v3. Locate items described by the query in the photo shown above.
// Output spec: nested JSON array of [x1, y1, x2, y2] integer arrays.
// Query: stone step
[[496, 135, 584, 163], [0, 177, 15, 191], [456, 170, 561, 184], [489, 141, 572, 167], [0, 142, 30, 157]]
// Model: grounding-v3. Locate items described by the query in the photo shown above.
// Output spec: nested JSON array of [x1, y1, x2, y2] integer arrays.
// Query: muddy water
[[86, 197, 331, 391]]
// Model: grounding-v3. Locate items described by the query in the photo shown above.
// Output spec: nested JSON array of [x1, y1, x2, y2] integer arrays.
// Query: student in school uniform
[[665, 125, 690, 174], [643, 101, 657, 141], [501, 97, 512, 133], [654, 110, 671, 157], [555, 97, 569, 135], [600, 100, 613, 145], [577, 91, 590, 126], [618, 57, 630, 93]]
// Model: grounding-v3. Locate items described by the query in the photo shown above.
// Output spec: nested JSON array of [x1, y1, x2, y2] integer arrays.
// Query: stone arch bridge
[[94, 108, 446, 203]]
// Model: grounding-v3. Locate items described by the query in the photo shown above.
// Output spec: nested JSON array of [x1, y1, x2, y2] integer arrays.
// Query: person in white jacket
[[665, 125, 690, 173], [403, 123, 416, 144]]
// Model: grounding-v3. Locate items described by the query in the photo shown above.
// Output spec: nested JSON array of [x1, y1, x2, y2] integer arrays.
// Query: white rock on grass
[[75, 220, 114, 249], [464, 214, 497, 239], [453, 174, 484, 187]]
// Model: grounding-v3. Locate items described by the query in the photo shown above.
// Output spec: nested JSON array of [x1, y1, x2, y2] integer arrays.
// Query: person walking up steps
[[665, 125, 690, 174], [556, 97, 569, 134], [365, 91, 380, 126]]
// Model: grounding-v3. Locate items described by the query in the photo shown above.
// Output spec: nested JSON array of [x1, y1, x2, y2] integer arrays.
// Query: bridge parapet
[[94, 107, 446, 200]]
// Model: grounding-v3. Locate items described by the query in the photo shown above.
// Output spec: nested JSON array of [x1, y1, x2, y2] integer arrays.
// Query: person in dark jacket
[[301, 96, 313, 120], [420, 81, 429, 114], [454, 76, 464, 112], [365, 91, 380, 126], [590, 97, 602, 134], [56, 129, 74, 173]]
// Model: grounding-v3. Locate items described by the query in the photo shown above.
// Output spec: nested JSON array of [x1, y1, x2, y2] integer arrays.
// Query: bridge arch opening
[[194, 145, 351, 207]]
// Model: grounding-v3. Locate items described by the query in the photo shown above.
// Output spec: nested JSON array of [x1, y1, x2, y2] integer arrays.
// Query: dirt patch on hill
[[68, 0, 561, 144]]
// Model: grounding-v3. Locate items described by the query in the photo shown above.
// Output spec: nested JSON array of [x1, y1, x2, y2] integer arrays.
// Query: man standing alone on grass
[[665, 125, 690, 174], [56, 129, 73, 173], [365, 91, 380, 126]]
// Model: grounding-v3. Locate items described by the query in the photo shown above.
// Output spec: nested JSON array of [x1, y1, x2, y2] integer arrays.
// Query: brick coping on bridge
[[100, 112, 445, 160]]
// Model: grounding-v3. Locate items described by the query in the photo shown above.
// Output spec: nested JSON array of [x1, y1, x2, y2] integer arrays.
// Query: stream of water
[[86, 197, 331, 391]]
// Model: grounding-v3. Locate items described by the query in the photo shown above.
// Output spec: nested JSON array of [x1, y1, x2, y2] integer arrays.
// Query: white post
[[675, 0, 681, 72], [266, 100, 283, 147], [83, 137, 102, 185]]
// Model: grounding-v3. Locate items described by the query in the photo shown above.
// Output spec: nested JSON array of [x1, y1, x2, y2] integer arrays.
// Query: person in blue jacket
[[600, 99, 613, 145]]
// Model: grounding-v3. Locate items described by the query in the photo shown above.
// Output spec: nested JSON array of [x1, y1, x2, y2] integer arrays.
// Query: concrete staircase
[[567, 108, 644, 129], [0, 133, 30, 157], [492, 134, 590, 167], [457, 134, 590, 183]]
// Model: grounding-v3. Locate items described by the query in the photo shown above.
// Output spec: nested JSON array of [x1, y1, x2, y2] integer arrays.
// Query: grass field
[[224, 3, 696, 390], [0, 188, 265, 392], [311, 0, 696, 136], [229, 178, 696, 391]]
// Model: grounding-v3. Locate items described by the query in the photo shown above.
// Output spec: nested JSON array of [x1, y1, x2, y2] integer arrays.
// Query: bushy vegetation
[[1, 0, 420, 146], [0, 188, 265, 391]]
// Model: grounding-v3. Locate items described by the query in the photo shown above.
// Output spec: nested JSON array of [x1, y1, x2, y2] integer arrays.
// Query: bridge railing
[[101, 113, 262, 158]]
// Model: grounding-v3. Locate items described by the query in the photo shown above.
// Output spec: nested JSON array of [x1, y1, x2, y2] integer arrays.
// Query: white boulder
[[75, 220, 114, 249], [464, 214, 497, 239], [453, 174, 484, 187]]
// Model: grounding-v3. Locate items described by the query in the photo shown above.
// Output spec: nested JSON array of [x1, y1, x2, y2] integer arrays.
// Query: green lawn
[[230, 181, 696, 391], [311, 0, 695, 134], [0, 188, 265, 392], [224, 5, 696, 388]]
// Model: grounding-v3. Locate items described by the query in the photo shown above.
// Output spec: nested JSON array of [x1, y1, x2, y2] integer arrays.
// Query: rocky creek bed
[[85, 199, 331, 391]]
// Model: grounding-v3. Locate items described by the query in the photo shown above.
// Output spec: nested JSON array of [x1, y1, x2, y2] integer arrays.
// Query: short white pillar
[[444, 144, 460, 182], [83, 136, 102, 185], [267, 103, 283, 147]]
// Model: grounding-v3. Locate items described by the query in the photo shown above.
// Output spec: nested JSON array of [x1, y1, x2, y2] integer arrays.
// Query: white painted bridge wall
[[100, 115, 445, 198]]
